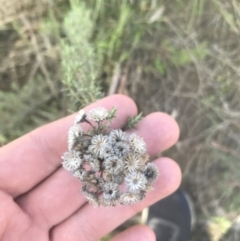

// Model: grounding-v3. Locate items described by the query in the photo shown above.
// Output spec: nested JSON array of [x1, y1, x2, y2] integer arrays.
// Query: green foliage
[[60, 1, 103, 111], [107, 107, 118, 122], [40, 12, 61, 37], [154, 59, 166, 75], [81, 0, 149, 64], [123, 113, 143, 131], [0, 79, 63, 144], [165, 41, 208, 66], [100, 234, 112, 241], [106, 1, 130, 60]]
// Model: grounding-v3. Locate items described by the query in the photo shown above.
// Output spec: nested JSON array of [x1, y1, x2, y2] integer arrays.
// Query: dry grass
[[0, 0, 65, 144], [0, 0, 63, 88]]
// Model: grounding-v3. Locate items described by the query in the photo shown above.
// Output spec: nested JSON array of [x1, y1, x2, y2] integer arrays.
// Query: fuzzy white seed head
[[100, 197, 118, 207], [119, 192, 141, 205], [109, 129, 127, 143], [62, 151, 82, 172], [112, 175, 124, 185], [88, 134, 109, 157], [87, 107, 108, 122], [74, 109, 86, 124], [103, 156, 124, 175], [124, 153, 142, 172], [129, 134, 147, 154], [113, 142, 130, 157], [68, 124, 83, 150], [83, 154, 93, 162], [99, 144, 114, 159], [89, 158, 100, 172], [103, 182, 120, 199], [82, 187, 99, 207], [144, 162, 159, 185], [125, 171, 147, 193]]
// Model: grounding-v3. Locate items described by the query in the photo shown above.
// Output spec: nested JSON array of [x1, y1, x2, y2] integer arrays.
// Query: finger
[[17, 113, 179, 228], [109, 225, 155, 241], [50, 157, 181, 241], [0, 190, 34, 241], [0, 95, 137, 197]]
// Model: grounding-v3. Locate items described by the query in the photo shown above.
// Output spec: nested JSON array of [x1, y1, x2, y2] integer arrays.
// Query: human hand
[[0, 95, 181, 241]]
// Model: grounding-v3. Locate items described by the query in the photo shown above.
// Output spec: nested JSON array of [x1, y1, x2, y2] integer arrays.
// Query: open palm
[[0, 95, 181, 241]]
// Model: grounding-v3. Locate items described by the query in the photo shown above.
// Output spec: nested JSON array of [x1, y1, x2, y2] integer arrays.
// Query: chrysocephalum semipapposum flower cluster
[[62, 107, 159, 207]]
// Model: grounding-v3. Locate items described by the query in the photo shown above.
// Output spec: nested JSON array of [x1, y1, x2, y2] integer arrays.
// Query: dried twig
[[108, 63, 121, 95], [20, 16, 58, 97]]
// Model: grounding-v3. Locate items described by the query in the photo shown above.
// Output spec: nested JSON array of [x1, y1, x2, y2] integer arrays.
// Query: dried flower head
[[124, 153, 142, 172], [103, 156, 124, 175], [62, 151, 82, 172], [89, 158, 100, 172], [74, 109, 86, 124], [144, 162, 159, 185], [112, 175, 124, 185], [62, 106, 159, 207], [82, 184, 99, 207], [68, 124, 83, 150], [99, 144, 114, 159], [129, 134, 147, 154], [119, 192, 141, 205], [102, 182, 120, 200], [87, 107, 108, 122], [88, 134, 109, 157], [109, 129, 127, 143], [125, 171, 147, 193], [113, 142, 130, 158]]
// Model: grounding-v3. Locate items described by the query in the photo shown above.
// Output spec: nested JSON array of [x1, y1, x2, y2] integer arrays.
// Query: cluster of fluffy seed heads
[[62, 107, 159, 207]]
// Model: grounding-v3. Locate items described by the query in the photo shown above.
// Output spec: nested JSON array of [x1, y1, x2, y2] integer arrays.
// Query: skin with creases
[[0, 95, 181, 241]]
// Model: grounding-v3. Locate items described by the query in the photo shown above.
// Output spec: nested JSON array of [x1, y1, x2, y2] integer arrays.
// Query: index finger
[[0, 95, 137, 197]]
